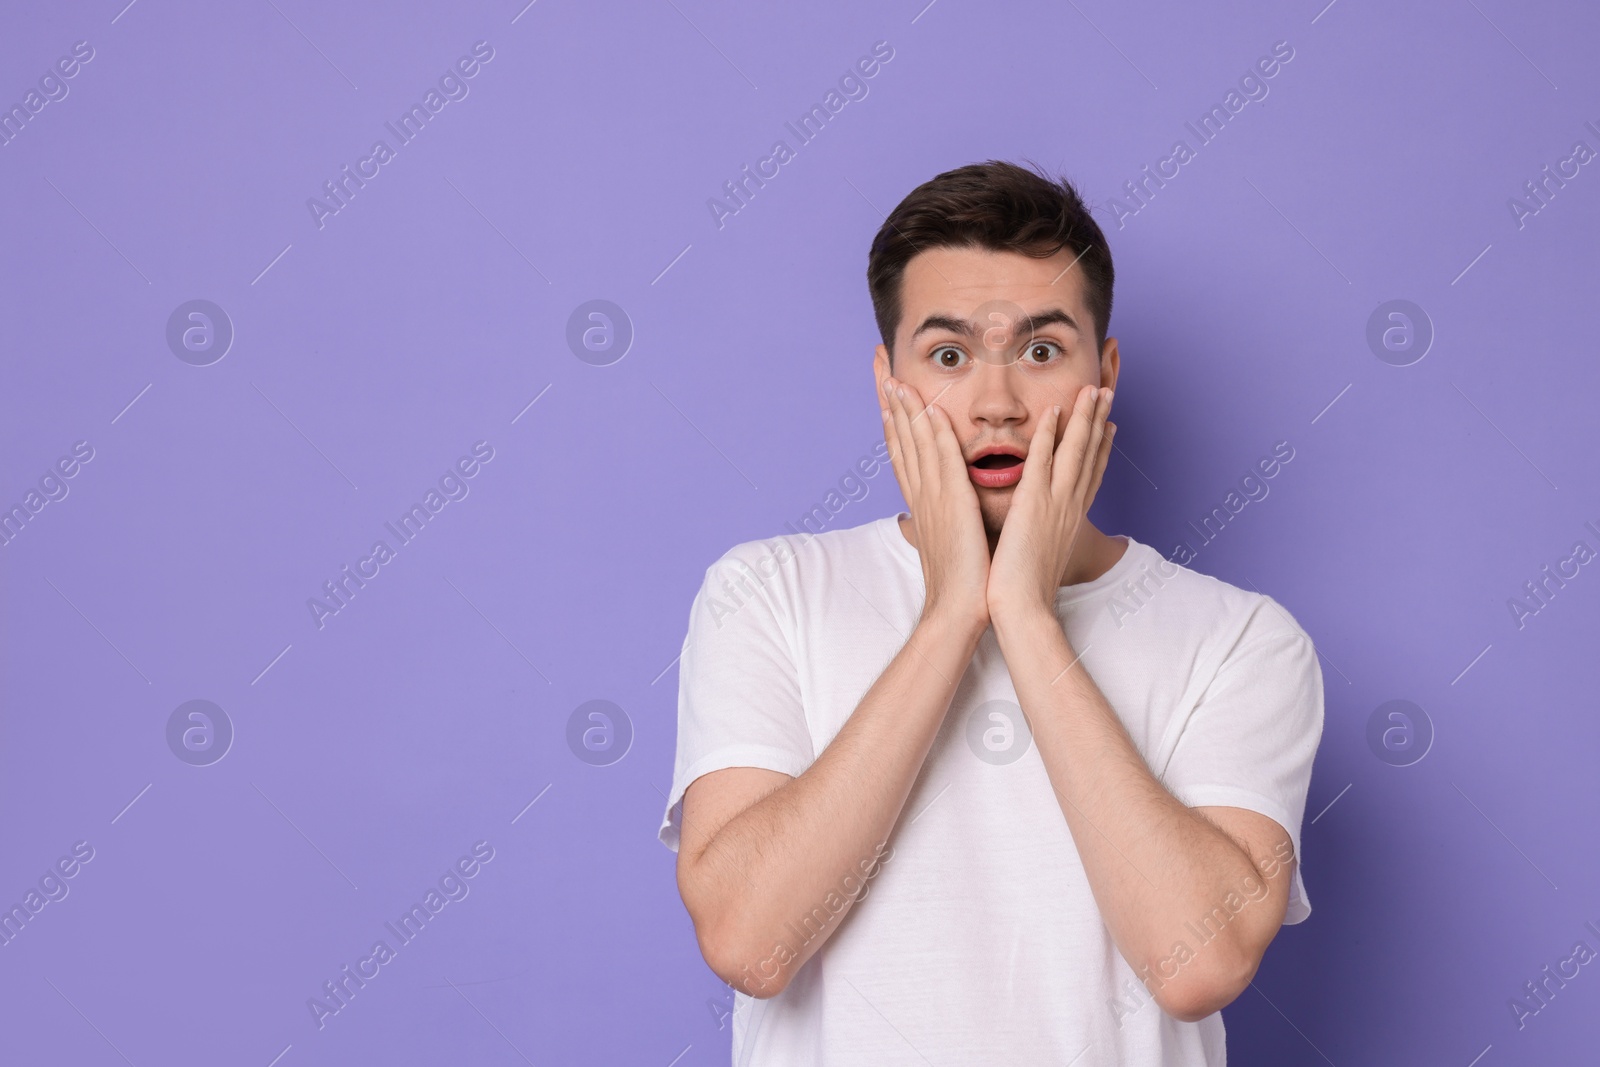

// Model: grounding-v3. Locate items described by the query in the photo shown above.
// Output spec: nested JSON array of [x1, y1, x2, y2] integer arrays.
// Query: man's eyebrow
[[910, 307, 1082, 339], [1024, 308, 1082, 334], [910, 314, 974, 339]]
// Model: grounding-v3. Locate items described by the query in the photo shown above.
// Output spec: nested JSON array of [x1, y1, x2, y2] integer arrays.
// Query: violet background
[[3, 1, 1598, 1064]]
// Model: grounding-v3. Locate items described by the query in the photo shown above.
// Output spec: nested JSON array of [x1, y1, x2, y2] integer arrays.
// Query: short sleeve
[[657, 546, 816, 853], [1161, 597, 1325, 924]]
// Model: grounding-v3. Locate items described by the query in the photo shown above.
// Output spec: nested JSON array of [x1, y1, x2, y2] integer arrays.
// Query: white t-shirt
[[659, 511, 1324, 1066]]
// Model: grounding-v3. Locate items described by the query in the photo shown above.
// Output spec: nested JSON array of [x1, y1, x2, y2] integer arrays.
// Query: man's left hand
[[987, 384, 1115, 629]]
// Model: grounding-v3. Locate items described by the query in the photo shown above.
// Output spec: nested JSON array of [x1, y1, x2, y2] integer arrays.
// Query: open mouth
[[967, 450, 1026, 488]]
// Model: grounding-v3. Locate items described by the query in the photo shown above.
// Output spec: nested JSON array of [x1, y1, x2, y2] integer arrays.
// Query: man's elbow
[[676, 850, 801, 1000], [1152, 945, 1262, 1023], [1156, 980, 1242, 1024], [698, 926, 791, 1000], [679, 871, 790, 999]]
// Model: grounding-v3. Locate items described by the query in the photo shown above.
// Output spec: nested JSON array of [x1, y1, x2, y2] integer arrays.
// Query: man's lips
[[968, 448, 1025, 489]]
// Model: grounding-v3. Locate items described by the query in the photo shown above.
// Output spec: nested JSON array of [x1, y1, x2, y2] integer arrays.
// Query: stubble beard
[[979, 489, 1012, 554]]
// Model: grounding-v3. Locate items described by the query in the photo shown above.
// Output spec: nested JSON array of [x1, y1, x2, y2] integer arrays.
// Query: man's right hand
[[879, 374, 991, 636]]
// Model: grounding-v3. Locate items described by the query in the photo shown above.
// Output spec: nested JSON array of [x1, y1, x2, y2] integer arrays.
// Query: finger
[[929, 402, 974, 492], [885, 379, 923, 496], [1051, 384, 1098, 498], [1021, 403, 1060, 491], [880, 404, 914, 507], [1075, 388, 1113, 501], [899, 380, 942, 494], [1084, 420, 1115, 511], [878, 378, 906, 487], [888, 389, 920, 502]]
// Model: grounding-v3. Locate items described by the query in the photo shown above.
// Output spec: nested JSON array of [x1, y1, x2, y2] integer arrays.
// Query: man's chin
[[978, 499, 1011, 540]]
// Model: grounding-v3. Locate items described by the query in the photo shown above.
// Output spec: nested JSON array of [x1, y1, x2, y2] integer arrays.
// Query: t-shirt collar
[[877, 511, 1146, 605]]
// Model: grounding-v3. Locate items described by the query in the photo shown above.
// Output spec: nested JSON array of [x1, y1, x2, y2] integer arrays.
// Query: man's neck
[[896, 514, 1128, 589]]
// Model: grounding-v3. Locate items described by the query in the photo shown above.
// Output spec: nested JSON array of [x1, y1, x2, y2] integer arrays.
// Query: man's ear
[[873, 343, 892, 390], [1098, 337, 1120, 392]]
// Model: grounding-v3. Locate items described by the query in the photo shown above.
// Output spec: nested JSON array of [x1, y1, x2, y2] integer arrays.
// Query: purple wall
[[3, 1, 1597, 1063]]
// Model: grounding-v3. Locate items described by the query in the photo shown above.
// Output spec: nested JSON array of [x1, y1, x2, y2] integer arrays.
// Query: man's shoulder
[[710, 511, 908, 572], [1122, 542, 1312, 647], [700, 512, 905, 595]]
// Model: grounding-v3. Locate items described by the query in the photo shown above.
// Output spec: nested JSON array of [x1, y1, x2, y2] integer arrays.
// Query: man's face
[[872, 244, 1120, 541]]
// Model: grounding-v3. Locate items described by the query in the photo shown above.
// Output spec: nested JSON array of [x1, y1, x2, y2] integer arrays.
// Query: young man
[[658, 161, 1324, 1065]]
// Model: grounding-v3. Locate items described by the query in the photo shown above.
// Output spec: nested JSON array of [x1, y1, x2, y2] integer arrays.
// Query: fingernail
[[895, 386, 905, 399]]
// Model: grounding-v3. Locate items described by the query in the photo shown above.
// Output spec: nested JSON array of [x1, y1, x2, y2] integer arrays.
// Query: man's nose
[[966, 361, 1028, 425]]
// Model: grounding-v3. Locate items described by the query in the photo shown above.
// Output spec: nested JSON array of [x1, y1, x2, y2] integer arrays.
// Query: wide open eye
[[931, 345, 968, 369], [1024, 341, 1063, 364]]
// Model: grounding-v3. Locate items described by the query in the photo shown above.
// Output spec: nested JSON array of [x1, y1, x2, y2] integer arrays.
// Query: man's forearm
[[694, 610, 982, 997], [993, 607, 1273, 1013]]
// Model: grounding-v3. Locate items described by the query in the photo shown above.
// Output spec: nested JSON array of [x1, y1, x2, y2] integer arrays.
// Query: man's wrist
[[989, 600, 1062, 649], [916, 603, 989, 649]]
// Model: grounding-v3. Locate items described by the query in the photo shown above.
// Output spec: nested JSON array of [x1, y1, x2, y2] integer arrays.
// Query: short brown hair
[[866, 160, 1114, 361]]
